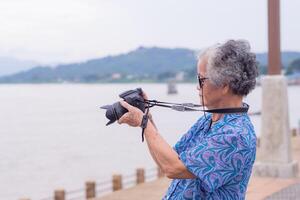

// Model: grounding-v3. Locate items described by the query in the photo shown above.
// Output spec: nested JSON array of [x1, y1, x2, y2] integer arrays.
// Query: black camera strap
[[144, 100, 249, 114], [140, 106, 150, 142], [139, 100, 249, 142], [201, 106, 249, 114]]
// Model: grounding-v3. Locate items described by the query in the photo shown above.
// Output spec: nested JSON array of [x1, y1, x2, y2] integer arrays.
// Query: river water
[[0, 84, 299, 199]]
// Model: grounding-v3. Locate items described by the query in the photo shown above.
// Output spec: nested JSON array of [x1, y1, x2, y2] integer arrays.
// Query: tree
[[285, 58, 300, 75]]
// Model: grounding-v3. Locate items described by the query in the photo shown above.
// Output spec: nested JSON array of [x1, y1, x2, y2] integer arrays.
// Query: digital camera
[[101, 88, 146, 125]]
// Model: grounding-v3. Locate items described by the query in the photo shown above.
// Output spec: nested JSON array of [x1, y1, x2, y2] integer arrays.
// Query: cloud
[[0, 0, 299, 64]]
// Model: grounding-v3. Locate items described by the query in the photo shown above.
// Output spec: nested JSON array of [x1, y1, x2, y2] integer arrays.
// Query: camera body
[[119, 88, 145, 111], [101, 88, 146, 125]]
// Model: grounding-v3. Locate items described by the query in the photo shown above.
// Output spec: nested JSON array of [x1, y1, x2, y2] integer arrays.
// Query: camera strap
[[144, 100, 249, 114], [201, 106, 249, 114], [140, 106, 150, 142], [139, 100, 249, 142]]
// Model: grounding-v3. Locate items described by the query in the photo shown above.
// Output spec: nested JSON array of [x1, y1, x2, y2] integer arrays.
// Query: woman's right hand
[[142, 90, 149, 101]]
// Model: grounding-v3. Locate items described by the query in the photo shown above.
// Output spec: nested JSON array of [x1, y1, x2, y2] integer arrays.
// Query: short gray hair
[[198, 39, 259, 96]]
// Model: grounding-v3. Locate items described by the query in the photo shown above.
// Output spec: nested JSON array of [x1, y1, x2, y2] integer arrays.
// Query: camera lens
[[101, 102, 128, 125]]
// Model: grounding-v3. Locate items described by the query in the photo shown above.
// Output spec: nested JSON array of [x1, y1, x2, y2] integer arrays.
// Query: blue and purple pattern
[[163, 111, 256, 200]]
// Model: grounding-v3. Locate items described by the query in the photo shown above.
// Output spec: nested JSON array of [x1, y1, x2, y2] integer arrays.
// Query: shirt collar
[[204, 103, 249, 133]]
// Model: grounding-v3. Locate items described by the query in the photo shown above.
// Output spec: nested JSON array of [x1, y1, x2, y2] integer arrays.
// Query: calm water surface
[[0, 84, 299, 200]]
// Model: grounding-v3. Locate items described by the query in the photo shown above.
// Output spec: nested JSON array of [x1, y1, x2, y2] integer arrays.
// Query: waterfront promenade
[[97, 136, 300, 200]]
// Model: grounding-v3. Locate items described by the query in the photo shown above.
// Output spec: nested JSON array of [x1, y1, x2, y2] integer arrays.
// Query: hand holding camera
[[101, 88, 147, 126], [117, 101, 144, 127]]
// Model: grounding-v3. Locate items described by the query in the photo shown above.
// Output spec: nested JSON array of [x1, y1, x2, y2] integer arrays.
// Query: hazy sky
[[0, 0, 299, 64]]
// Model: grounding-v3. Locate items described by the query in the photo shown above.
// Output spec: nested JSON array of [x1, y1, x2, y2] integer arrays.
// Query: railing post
[[257, 137, 261, 148], [157, 167, 164, 178], [292, 128, 297, 137], [54, 189, 65, 200], [86, 181, 96, 199], [112, 174, 122, 191], [136, 168, 145, 184], [298, 119, 300, 136]]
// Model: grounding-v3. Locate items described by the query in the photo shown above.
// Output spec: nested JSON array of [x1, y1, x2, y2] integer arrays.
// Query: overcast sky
[[0, 0, 299, 64]]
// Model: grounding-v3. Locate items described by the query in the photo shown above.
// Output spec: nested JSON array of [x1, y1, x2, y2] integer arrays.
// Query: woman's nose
[[196, 85, 200, 91]]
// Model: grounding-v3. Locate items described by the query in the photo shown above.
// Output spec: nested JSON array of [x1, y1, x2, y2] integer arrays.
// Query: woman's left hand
[[118, 101, 144, 127]]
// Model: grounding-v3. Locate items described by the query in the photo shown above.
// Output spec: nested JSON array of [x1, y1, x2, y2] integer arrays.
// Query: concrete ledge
[[253, 160, 298, 178]]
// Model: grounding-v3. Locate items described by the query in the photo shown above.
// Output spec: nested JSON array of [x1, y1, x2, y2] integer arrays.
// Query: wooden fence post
[[136, 168, 145, 184], [298, 119, 300, 136], [157, 167, 164, 178], [54, 189, 65, 200], [86, 181, 96, 199], [112, 174, 122, 191], [292, 128, 297, 137]]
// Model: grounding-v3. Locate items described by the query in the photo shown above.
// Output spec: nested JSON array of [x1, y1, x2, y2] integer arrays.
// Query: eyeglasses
[[197, 75, 208, 88]]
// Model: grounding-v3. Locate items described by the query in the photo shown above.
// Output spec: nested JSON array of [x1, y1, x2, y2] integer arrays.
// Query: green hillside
[[0, 47, 299, 83]]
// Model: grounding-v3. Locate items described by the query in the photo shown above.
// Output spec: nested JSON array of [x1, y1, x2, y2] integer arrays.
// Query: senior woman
[[118, 39, 259, 199]]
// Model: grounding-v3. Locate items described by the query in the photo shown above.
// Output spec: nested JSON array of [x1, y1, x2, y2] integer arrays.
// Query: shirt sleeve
[[179, 132, 253, 192]]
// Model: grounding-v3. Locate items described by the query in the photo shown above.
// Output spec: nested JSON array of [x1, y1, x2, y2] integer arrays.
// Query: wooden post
[[54, 189, 65, 200], [268, 0, 281, 75], [298, 120, 300, 136], [112, 174, 122, 191], [257, 137, 261, 148], [292, 128, 297, 137], [86, 181, 96, 199], [157, 167, 164, 178], [136, 168, 145, 184]]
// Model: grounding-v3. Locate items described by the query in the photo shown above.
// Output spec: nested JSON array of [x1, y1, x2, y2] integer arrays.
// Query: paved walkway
[[97, 136, 300, 200]]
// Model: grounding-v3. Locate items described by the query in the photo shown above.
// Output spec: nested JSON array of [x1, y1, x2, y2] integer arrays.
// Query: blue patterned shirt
[[163, 111, 256, 200]]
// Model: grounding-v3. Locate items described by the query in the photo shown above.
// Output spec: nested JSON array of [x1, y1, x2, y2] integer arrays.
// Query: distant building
[[111, 73, 122, 80], [126, 74, 134, 80]]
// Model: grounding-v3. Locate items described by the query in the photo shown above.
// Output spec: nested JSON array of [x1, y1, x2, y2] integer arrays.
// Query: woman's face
[[197, 57, 227, 109]]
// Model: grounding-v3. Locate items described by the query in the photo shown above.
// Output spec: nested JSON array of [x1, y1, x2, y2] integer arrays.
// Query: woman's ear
[[222, 84, 230, 95]]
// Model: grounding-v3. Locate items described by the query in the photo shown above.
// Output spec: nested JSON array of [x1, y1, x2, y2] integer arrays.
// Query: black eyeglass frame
[[197, 75, 209, 88]]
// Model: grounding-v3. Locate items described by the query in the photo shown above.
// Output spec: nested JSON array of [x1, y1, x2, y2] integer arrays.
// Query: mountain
[[0, 57, 39, 76], [0, 47, 196, 83], [1, 47, 300, 83], [256, 51, 300, 67]]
